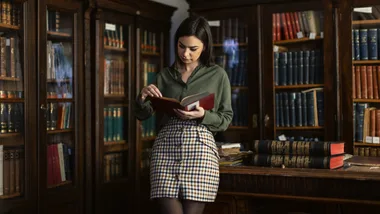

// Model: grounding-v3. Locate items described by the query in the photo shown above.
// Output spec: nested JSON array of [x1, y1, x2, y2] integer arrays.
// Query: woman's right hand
[[140, 84, 162, 102]]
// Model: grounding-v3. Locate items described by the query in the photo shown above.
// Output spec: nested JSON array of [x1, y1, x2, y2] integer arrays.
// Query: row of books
[[0, 103, 23, 134], [352, 65, 380, 99], [141, 30, 158, 53], [47, 83, 72, 99], [274, 50, 324, 86], [46, 102, 72, 131], [0, 90, 23, 99], [209, 18, 248, 45], [275, 88, 324, 127], [141, 114, 156, 138], [104, 23, 124, 49], [231, 90, 248, 127], [0, 37, 21, 79], [103, 107, 125, 143], [46, 41, 72, 82], [47, 143, 73, 186], [352, 28, 380, 60], [1, 0, 20, 27], [104, 59, 125, 96], [47, 10, 60, 32], [354, 7, 380, 20], [272, 11, 324, 41], [0, 146, 23, 196], [354, 146, 380, 157], [251, 140, 344, 169], [353, 103, 380, 143], [142, 61, 158, 87], [104, 152, 126, 182], [214, 49, 247, 86]]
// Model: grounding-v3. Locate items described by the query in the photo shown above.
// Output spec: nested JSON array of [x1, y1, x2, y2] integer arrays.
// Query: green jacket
[[134, 64, 233, 134]]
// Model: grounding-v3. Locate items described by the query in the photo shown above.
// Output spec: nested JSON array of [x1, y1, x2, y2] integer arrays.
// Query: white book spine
[[58, 143, 66, 182]]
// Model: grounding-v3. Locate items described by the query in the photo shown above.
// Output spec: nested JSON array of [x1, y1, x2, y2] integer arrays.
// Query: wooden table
[[204, 166, 380, 214]]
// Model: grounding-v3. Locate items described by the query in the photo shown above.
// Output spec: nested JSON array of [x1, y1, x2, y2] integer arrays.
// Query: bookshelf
[[37, 0, 84, 214], [134, 8, 174, 212], [87, 5, 133, 214], [0, 0, 38, 213], [195, 7, 255, 144], [341, 2, 380, 157], [261, 1, 336, 143]]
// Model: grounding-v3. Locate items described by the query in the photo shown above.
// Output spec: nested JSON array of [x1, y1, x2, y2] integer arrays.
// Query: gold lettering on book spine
[[296, 156, 303, 168], [271, 141, 276, 154], [284, 141, 290, 155], [284, 155, 290, 167], [292, 142, 297, 155], [305, 142, 310, 156]]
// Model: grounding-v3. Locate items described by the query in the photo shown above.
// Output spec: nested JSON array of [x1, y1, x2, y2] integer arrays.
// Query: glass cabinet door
[[46, 7, 75, 188], [0, 0, 27, 201], [350, 5, 380, 157], [138, 26, 162, 174], [102, 21, 129, 183], [262, 2, 335, 142], [38, 0, 83, 213], [199, 8, 253, 143]]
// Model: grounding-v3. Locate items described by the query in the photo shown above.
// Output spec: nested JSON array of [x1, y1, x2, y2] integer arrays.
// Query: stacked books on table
[[216, 142, 252, 166], [251, 140, 345, 169]]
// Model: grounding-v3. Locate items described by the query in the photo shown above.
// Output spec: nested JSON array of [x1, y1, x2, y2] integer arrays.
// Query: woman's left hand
[[174, 106, 205, 120]]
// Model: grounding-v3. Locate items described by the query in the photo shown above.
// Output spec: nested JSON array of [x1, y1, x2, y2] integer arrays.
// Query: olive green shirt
[[134, 64, 233, 134]]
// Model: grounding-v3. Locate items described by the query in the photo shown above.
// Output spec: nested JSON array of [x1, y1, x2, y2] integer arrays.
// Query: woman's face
[[177, 36, 204, 65]]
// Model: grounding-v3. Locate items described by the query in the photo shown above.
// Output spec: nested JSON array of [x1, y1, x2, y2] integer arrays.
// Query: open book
[[149, 91, 215, 115]]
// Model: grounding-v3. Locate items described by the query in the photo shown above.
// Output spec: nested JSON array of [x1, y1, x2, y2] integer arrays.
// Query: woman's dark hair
[[174, 16, 214, 67]]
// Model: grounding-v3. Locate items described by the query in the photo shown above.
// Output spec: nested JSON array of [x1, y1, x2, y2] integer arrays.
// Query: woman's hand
[[140, 84, 162, 102], [174, 106, 205, 120]]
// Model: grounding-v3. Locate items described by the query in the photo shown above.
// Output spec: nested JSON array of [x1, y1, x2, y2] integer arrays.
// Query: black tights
[[157, 198, 206, 214]]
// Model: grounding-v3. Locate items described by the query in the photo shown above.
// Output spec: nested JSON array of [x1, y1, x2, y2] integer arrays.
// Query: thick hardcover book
[[253, 140, 345, 156], [252, 154, 344, 169], [150, 92, 215, 116], [346, 156, 380, 167]]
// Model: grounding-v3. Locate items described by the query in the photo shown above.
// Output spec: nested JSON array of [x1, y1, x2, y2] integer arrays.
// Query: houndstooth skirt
[[150, 117, 220, 202]]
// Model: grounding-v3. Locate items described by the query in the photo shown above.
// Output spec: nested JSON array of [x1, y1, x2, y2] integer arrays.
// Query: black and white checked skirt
[[150, 117, 220, 202]]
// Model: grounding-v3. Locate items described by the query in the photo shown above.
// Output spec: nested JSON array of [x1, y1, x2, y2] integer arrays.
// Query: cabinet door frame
[[339, 0, 380, 154], [1, 0, 38, 212], [261, 0, 336, 141], [91, 8, 135, 214], [37, 0, 84, 213]]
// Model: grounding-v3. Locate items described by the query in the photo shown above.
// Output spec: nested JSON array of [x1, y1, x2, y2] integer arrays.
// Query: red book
[[150, 92, 215, 116]]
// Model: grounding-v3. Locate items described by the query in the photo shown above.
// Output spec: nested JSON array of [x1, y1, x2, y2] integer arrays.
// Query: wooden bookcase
[[37, 0, 84, 213], [84, 0, 175, 214], [134, 2, 175, 213], [339, 0, 380, 156], [261, 1, 336, 142], [0, 0, 38, 213], [86, 2, 135, 214]]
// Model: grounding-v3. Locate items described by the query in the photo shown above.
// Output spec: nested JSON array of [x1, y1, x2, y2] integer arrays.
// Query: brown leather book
[[353, 65, 356, 98], [373, 66, 379, 99], [3, 149, 9, 195], [285, 13, 294, 39], [346, 156, 380, 166], [367, 66, 373, 99], [356, 65, 361, 98], [370, 109, 376, 137], [375, 110, 380, 137], [363, 107, 375, 142], [272, 14, 277, 41], [281, 13, 289, 40], [361, 66, 368, 99], [370, 148, 377, 157]]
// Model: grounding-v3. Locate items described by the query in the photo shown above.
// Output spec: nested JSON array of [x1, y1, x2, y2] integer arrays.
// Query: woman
[[135, 15, 233, 214]]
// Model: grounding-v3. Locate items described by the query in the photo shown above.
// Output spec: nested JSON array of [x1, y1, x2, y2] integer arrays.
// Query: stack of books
[[216, 142, 251, 166], [251, 140, 345, 169]]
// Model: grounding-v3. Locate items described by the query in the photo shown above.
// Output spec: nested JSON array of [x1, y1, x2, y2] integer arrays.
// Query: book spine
[[252, 153, 334, 169]]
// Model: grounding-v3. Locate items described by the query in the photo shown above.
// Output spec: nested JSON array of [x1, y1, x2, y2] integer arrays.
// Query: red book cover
[[280, 13, 289, 40], [285, 13, 294, 39], [356, 65, 361, 99], [150, 92, 215, 116], [353, 65, 356, 99], [373, 66, 379, 99], [361, 65, 367, 99], [273, 14, 277, 41], [276, 14, 281, 40]]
